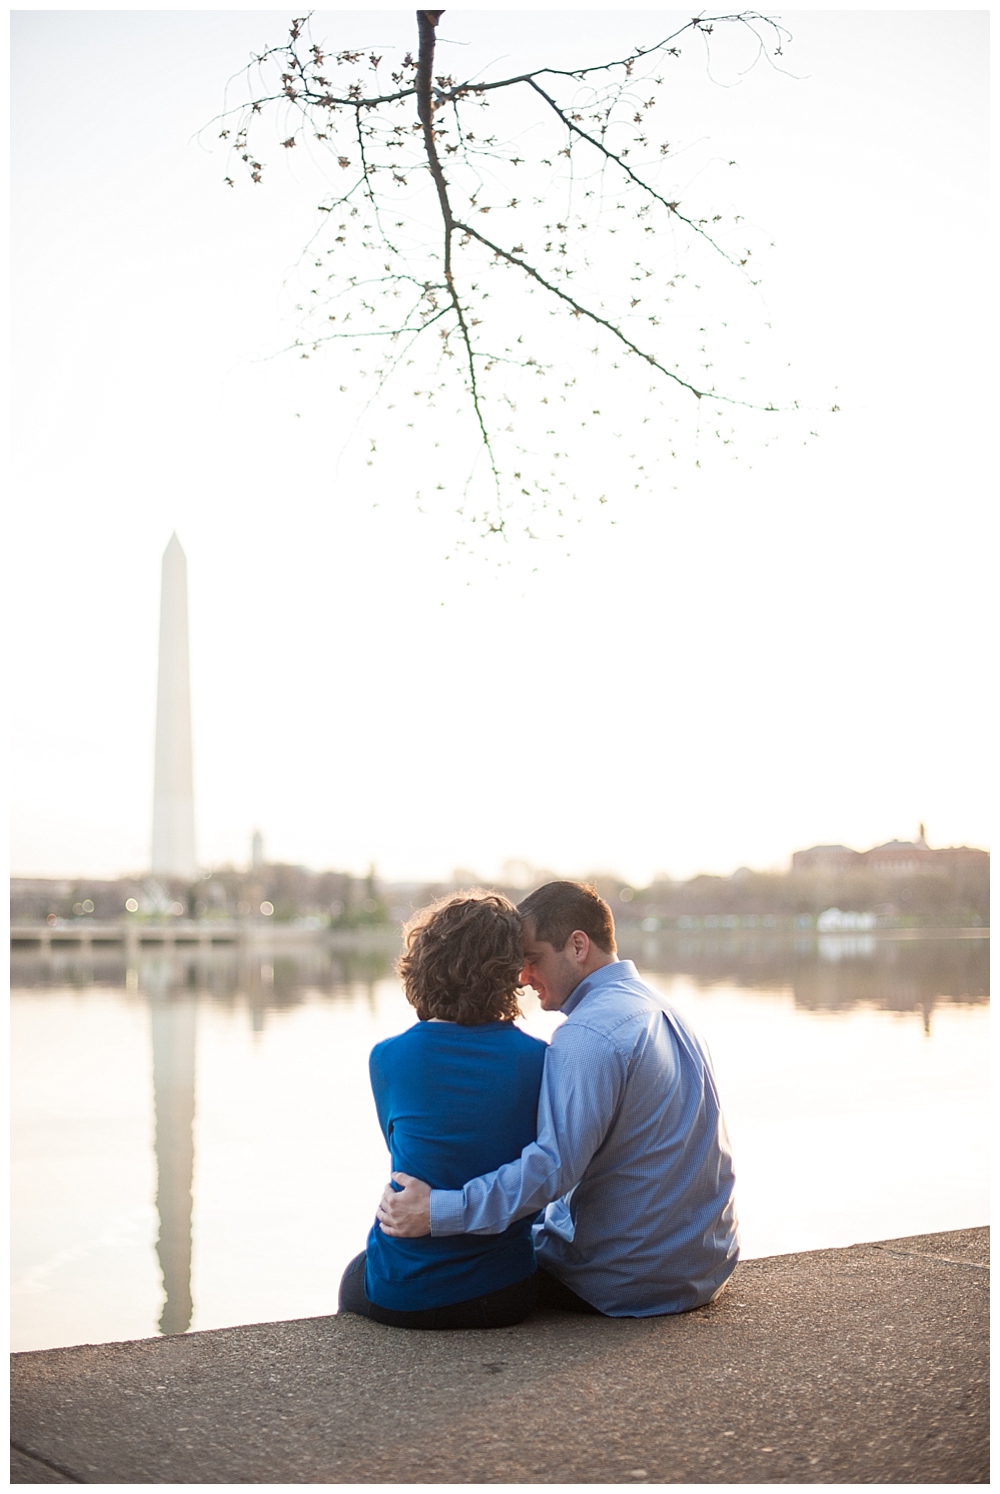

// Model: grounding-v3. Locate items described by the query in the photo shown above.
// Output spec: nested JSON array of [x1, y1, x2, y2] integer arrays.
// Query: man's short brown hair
[[398, 890, 524, 1025], [517, 880, 617, 955]]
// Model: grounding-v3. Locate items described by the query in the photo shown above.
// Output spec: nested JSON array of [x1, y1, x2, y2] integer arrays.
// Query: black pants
[[338, 1251, 602, 1330]]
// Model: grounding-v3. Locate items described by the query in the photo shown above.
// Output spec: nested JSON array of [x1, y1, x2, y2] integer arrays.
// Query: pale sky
[[10, 7, 990, 885]]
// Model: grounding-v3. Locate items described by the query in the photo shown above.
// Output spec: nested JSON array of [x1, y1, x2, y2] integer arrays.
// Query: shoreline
[[10, 921, 991, 949]]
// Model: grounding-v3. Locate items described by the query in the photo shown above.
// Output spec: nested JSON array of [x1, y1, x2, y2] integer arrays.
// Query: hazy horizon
[[11, 825, 987, 890]]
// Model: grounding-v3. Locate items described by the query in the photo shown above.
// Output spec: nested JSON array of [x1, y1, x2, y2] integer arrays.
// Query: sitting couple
[[339, 880, 738, 1329]]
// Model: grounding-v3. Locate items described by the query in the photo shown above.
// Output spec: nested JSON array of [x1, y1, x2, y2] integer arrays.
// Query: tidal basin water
[[11, 931, 988, 1352]]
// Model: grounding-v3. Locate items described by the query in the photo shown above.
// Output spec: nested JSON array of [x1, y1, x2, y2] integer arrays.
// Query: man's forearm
[[430, 1026, 624, 1236], [429, 1135, 567, 1236]]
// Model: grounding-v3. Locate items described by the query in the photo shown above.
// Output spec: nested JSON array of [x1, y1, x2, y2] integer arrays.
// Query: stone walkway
[[10, 1227, 988, 1484]]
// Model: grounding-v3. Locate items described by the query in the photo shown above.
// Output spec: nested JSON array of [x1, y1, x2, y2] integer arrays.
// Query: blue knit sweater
[[365, 1019, 545, 1310]]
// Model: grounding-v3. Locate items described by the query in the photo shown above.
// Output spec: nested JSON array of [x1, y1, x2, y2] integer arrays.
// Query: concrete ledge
[[10, 1227, 988, 1484]]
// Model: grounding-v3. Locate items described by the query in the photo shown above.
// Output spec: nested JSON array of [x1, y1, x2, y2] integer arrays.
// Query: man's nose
[[519, 963, 531, 986]]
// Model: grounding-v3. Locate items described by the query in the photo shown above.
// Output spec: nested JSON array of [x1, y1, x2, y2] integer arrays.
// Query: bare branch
[[415, 9, 504, 528], [524, 78, 752, 277], [217, 9, 796, 541]]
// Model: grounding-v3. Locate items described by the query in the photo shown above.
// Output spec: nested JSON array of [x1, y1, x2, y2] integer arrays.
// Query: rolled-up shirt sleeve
[[429, 1022, 626, 1237]]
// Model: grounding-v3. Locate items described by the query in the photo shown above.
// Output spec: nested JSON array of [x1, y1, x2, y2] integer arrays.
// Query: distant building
[[817, 908, 877, 931], [791, 845, 862, 874], [793, 832, 988, 878], [928, 846, 990, 871], [860, 839, 937, 875], [251, 830, 264, 869]]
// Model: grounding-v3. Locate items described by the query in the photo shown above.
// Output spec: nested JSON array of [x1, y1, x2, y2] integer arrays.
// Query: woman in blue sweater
[[338, 890, 547, 1329]]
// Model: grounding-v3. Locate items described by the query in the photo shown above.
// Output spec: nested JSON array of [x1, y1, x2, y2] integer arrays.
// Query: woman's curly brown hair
[[397, 890, 524, 1025]]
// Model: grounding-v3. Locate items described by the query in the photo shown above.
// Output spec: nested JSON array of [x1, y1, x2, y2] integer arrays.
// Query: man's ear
[[569, 929, 591, 963]]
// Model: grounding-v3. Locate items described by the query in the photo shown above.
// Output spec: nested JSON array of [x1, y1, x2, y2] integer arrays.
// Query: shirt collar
[[560, 959, 638, 1017]]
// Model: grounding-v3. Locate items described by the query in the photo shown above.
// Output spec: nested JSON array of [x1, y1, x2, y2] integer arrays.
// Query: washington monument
[[151, 533, 197, 879]]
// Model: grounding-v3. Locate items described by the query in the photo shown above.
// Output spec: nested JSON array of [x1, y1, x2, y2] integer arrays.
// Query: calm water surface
[[11, 932, 988, 1352]]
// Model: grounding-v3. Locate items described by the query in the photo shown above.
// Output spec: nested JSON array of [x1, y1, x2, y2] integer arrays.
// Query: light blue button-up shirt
[[429, 960, 739, 1316]]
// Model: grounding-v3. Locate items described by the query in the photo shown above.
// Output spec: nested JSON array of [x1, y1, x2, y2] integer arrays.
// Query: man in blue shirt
[[377, 880, 739, 1317]]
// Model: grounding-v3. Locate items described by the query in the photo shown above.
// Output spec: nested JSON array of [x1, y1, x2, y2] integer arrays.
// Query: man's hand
[[376, 1172, 432, 1237]]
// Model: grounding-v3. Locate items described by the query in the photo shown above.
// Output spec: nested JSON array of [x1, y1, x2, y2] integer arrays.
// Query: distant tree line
[[11, 854, 988, 930], [8, 864, 390, 929], [613, 863, 989, 930]]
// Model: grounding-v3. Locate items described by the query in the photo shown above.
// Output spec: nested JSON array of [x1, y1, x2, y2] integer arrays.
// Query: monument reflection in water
[[9, 933, 988, 1352], [142, 945, 387, 1340], [150, 986, 196, 1335]]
